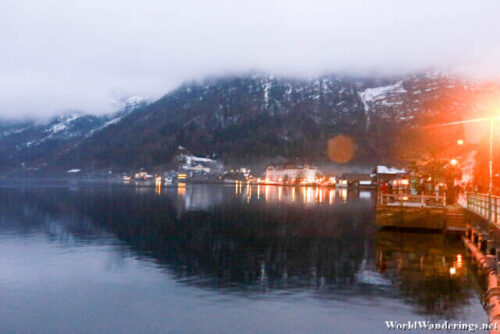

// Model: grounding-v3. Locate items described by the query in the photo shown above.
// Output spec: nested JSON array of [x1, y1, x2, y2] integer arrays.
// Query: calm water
[[0, 183, 487, 333]]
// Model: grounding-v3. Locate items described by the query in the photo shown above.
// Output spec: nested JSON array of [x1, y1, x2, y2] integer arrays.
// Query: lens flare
[[327, 135, 355, 163]]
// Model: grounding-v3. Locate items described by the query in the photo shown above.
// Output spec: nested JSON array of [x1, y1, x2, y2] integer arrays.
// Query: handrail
[[380, 194, 445, 200], [378, 193, 446, 207], [466, 192, 500, 200], [466, 192, 500, 226]]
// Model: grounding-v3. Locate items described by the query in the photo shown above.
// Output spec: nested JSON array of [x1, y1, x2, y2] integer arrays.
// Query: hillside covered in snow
[[0, 97, 147, 171], [0, 72, 497, 173]]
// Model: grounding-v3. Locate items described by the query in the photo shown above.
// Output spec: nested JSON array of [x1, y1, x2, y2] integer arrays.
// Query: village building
[[337, 173, 374, 188], [134, 171, 153, 180], [176, 153, 224, 177], [265, 164, 317, 183], [373, 165, 407, 185]]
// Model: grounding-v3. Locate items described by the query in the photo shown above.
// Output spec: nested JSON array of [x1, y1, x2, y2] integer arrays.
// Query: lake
[[0, 182, 487, 333]]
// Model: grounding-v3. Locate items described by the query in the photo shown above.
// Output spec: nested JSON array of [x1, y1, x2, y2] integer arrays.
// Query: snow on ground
[[1, 126, 31, 137], [125, 96, 146, 105], [358, 81, 407, 113], [357, 81, 407, 126], [90, 96, 146, 135], [102, 115, 125, 128], [46, 113, 81, 135], [355, 260, 391, 286], [263, 81, 271, 108]]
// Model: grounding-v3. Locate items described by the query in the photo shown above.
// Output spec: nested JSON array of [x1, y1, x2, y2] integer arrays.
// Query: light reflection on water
[[169, 183, 372, 212], [0, 183, 488, 333]]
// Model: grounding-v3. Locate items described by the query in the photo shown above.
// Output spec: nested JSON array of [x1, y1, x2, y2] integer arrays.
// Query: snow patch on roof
[[376, 165, 406, 174], [185, 155, 216, 163], [67, 169, 81, 173]]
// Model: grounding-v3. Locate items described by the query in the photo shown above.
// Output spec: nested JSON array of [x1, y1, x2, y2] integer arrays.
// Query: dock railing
[[466, 192, 500, 226], [378, 193, 446, 207]]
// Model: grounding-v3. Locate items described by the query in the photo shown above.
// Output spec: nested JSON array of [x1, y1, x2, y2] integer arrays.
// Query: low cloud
[[1, 0, 500, 118]]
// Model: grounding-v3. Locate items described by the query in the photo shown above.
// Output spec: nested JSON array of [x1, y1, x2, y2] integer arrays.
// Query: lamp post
[[427, 116, 499, 230], [488, 119, 494, 227]]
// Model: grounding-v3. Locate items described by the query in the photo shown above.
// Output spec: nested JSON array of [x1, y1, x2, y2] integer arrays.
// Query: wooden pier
[[376, 193, 462, 231], [375, 192, 500, 232], [376, 192, 500, 333]]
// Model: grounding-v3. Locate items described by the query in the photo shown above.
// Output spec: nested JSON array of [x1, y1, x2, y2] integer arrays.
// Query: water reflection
[[163, 183, 372, 211], [81, 186, 377, 294], [0, 184, 487, 330], [376, 231, 480, 320]]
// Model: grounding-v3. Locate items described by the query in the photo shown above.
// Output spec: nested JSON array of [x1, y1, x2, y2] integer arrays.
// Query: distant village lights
[[123, 153, 416, 206], [125, 158, 407, 193]]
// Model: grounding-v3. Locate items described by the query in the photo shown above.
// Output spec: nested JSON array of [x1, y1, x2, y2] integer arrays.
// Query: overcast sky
[[1, 0, 500, 119]]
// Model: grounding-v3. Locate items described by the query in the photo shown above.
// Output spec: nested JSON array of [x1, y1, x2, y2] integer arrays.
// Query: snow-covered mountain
[[0, 72, 497, 173], [359, 73, 470, 124], [0, 96, 147, 170]]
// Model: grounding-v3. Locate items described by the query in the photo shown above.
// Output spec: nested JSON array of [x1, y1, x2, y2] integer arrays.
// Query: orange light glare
[[327, 135, 355, 163]]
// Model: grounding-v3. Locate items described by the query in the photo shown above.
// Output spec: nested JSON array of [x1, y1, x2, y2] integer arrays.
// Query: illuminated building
[[134, 171, 153, 180], [337, 173, 374, 188], [175, 153, 224, 177], [265, 164, 317, 184], [373, 165, 407, 186]]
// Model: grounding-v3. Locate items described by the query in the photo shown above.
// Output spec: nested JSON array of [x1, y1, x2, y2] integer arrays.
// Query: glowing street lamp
[[428, 115, 500, 230], [450, 158, 458, 166], [457, 139, 464, 146], [449, 266, 456, 276]]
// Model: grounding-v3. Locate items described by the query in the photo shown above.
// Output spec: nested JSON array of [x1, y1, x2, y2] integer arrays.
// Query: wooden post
[[472, 228, 478, 243], [495, 197, 498, 224], [484, 196, 487, 217], [479, 195, 482, 215], [478, 195, 481, 215], [496, 248, 500, 272], [481, 239, 488, 253], [487, 240, 496, 256], [483, 196, 486, 216]]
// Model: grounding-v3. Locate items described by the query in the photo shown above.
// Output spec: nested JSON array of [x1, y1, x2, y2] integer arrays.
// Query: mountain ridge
[[0, 72, 497, 173]]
